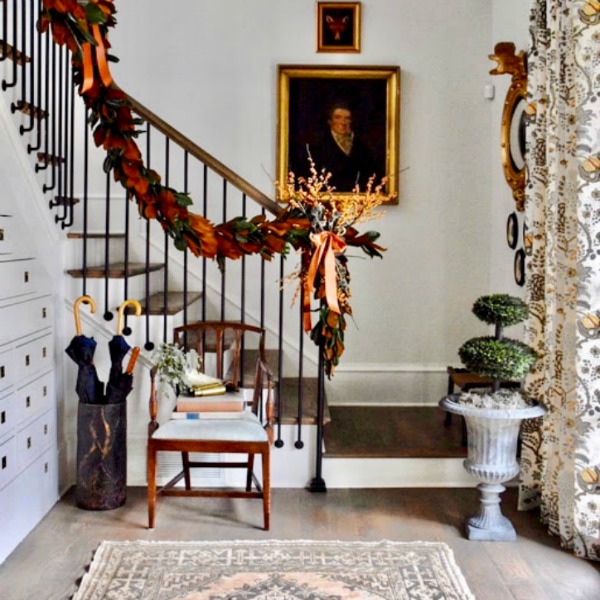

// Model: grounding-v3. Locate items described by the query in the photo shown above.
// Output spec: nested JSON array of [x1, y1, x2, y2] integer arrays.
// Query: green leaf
[[174, 237, 187, 252], [103, 155, 114, 173], [85, 4, 108, 25], [174, 192, 192, 207]]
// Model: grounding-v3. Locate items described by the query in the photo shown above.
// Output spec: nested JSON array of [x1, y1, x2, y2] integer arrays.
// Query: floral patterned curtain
[[519, 0, 600, 561]]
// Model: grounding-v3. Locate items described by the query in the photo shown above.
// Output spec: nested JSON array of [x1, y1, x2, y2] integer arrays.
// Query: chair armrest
[[149, 366, 159, 436]]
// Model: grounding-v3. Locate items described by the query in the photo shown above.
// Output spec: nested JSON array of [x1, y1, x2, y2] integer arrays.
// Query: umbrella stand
[[76, 401, 127, 510], [75, 298, 142, 511]]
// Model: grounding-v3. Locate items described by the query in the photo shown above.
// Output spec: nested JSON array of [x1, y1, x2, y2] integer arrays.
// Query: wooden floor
[[1, 487, 598, 599], [325, 406, 468, 457]]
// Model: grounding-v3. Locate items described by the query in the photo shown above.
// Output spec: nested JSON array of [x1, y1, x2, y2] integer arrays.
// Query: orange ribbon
[[303, 231, 346, 332], [80, 24, 113, 93]]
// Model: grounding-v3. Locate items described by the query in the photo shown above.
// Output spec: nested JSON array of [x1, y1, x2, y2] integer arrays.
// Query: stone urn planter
[[440, 393, 545, 540], [440, 294, 547, 541]]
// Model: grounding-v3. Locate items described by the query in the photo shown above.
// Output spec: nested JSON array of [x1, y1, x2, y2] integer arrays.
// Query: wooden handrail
[[127, 95, 283, 217]]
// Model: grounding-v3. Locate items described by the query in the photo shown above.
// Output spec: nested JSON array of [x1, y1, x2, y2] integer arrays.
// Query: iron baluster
[[103, 170, 112, 321], [143, 124, 153, 351]]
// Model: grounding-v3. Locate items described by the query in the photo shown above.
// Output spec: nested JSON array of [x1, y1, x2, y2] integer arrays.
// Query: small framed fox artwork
[[317, 2, 361, 53]]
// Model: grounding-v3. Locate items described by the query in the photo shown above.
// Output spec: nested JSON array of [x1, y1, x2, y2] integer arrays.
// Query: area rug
[[72, 539, 476, 600]]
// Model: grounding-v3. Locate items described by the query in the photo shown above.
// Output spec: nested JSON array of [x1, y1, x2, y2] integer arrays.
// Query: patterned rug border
[[73, 538, 476, 600]]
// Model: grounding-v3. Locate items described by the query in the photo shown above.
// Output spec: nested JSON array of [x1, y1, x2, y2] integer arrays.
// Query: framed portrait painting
[[277, 65, 400, 204], [316, 2, 361, 53]]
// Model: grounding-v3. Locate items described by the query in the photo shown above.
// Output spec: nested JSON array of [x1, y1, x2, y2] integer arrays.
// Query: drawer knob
[[27, 437, 32, 449], [42, 347, 47, 358], [0, 365, 4, 378], [26, 396, 31, 408], [42, 307, 47, 318], [43, 386, 47, 396], [25, 354, 30, 366], [24, 271, 29, 283], [44, 462, 48, 473], [1, 456, 6, 469], [0, 228, 4, 241], [44, 424, 48, 435], [1, 410, 5, 424]]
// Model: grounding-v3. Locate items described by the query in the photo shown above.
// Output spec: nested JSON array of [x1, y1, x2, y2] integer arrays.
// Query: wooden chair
[[147, 321, 275, 530]]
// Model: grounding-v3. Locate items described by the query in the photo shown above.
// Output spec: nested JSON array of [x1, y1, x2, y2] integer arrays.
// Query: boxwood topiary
[[458, 336, 537, 381], [457, 293, 538, 398], [472, 294, 529, 328]]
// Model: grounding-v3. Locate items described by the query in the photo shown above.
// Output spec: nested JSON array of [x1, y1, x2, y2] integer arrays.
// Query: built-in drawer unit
[[14, 371, 54, 428], [0, 435, 17, 491], [15, 332, 53, 383], [17, 410, 54, 471], [0, 214, 18, 257], [0, 259, 38, 302], [0, 295, 53, 342], [0, 393, 15, 442], [0, 345, 14, 394]]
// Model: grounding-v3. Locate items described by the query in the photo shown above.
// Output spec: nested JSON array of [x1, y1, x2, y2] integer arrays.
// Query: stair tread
[[0, 40, 31, 65], [131, 291, 202, 315], [66, 262, 163, 278], [13, 100, 47, 119], [324, 406, 468, 459], [51, 196, 80, 206], [37, 152, 65, 166], [67, 232, 126, 239]]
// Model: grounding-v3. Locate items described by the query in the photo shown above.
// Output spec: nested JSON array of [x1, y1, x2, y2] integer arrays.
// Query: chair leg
[[246, 454, 255, 492], [182, 451, 191, 490], [262, 448, 270, 531], [147, 445, 157, 529]]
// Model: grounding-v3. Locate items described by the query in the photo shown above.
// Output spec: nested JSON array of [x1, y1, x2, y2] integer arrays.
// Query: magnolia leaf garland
[[39, 0, 387, 376]]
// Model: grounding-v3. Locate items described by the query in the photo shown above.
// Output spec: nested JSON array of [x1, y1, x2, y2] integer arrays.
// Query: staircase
[[0, 0, 332, 490], [0, 1, 474, 491]]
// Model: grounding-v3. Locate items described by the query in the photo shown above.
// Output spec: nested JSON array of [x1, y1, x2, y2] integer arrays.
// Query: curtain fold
[[520, 0, 600, 561]]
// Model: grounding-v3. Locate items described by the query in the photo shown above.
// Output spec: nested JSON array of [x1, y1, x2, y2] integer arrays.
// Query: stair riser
[[65, 269, 164, 314], [69, 197, 129, 233], [65, 238, 127, 270]]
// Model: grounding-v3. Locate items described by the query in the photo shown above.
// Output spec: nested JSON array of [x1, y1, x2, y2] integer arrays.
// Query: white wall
[[106, 1, 530, 404]]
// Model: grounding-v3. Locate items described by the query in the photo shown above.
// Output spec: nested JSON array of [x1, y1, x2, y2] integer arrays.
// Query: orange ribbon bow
[[303, 231, 346, 332], [81, 24, 113, 93]]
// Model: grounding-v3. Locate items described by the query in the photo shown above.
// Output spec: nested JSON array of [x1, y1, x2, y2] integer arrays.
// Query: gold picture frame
[[277, 64, 400, 204], [317, 2, 361, 53], [489, 42, 528, 212]]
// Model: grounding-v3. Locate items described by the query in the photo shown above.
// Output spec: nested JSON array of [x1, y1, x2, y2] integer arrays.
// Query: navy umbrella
[[105, 299, 142, 404], [65, 296, 104, 405]]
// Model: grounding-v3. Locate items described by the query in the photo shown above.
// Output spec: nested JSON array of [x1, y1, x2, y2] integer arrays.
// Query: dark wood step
[[51, 196, 80, 207], [66, 262, 163, 278], [37, 152, 64, 167], [278, 376, 330, 426], [0, 40, 31, 65], [323, 406, 468, 459], [230, 348, 328, 425], [129, 291, 202, 316], [67, 232, 126, 239], [12, 100, 47, 119]]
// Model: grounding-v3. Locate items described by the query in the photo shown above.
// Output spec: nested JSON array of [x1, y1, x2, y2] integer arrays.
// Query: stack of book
[[171, 385, 245, 420]]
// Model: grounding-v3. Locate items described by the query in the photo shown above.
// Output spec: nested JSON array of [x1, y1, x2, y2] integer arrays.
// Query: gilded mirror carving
[[489, 42, 527, 212]]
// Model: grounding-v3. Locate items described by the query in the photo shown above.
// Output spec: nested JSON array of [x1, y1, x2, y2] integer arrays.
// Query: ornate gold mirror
[[489, 42, 527, 211]]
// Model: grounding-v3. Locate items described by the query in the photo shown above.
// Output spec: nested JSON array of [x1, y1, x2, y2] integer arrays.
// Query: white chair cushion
[[152, 411, 268, 443]]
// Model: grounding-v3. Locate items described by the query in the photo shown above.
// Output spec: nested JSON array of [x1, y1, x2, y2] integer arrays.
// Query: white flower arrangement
[[151, 343, 202, 392]]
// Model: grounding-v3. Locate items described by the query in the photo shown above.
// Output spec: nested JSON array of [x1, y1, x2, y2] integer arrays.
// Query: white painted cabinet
[[0, 206, 57, 564]]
